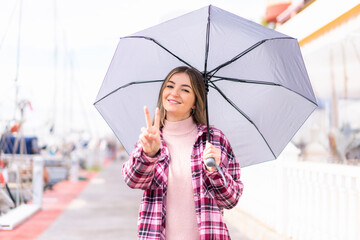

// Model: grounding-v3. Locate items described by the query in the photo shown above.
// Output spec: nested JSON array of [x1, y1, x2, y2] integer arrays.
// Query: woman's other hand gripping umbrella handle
[[205, 158, 228, 187], [203, 142, 228, 187]]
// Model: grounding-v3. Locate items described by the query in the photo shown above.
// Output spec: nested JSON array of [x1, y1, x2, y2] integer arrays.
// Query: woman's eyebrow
[[168, 80, 192, 89]]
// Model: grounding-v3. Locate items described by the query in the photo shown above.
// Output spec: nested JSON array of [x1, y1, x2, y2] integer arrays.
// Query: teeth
[[168, 99, 180, 104]]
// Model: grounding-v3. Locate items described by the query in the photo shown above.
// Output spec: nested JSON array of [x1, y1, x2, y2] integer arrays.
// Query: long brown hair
[[157, 66, 207, 128]]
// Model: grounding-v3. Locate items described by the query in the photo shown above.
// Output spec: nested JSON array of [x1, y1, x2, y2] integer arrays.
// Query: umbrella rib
[[212, 76, 281, 86], [207, 79, 277, 159], [207, 37, 293, 77], [204, 5, 211, 74], [94, 79, 163, 105], [212, 76, 318, 106], [122, 36, 195, 69]]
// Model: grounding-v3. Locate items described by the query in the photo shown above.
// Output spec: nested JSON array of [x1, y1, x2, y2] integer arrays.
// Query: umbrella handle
[[205, 158, 227, 188]]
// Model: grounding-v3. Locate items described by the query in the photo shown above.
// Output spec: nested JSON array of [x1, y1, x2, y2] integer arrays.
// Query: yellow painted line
[[299, 4, 360, 47]]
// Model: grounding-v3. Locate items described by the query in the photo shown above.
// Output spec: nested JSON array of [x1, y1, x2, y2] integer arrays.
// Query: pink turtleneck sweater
[[162, 117, 200, 240]]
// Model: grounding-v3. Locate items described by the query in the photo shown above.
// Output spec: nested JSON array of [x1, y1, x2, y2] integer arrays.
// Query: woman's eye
[[182, 89, 190, 93], [166, 85, 174, 88]]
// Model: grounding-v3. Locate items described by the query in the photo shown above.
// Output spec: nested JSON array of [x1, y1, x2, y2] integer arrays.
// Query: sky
[[0, 0, 266, 141]]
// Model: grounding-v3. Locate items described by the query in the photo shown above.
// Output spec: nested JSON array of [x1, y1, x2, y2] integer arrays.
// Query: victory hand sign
[[139, 106, 161, 157]]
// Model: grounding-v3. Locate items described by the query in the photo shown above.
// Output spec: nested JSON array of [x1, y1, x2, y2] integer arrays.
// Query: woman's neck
[[163, 116, 196, 136], [165, 112, 191, 122]]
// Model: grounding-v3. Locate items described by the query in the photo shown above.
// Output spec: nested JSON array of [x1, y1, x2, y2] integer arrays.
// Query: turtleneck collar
[[162, 116, 197, 136]]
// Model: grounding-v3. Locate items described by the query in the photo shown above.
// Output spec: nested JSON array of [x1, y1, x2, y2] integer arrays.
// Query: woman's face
[[162, 72, 196, 122]]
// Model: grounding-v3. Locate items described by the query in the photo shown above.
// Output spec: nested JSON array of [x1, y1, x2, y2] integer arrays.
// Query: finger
[[144, 106, 152, 129], [203, 148, 212, 157], [141, 127, 147, 134], [203, 148, 211, 156], [206, 151, 215, 159], [140, 137, 150, 150], [140, 128, 152, 140], [140, 132, 153, 145], [206, 142, 219, 154], [140, 128, 151, 140], [139, 133, 147, 145], [142, 132, 152, 142], [154, 107, 160, 129], [203, 153, 211, 160], [204, 143, 214, 153], [139, 133, 150, 146]]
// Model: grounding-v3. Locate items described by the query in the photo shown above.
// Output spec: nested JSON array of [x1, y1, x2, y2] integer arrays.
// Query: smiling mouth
[[168, 99, 181, 104]]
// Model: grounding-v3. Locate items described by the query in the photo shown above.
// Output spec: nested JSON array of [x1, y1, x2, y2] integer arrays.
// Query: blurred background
[[0, 0, 359, 240], [0, 0, 265, 142]]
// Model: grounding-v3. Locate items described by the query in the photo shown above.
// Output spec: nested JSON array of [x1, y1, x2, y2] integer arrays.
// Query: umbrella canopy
[[94, 5, 317, 167]]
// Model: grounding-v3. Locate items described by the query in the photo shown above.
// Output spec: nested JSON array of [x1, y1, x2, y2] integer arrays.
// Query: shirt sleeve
[[122, 140, 161, 190], [205, 131, 244, 209]]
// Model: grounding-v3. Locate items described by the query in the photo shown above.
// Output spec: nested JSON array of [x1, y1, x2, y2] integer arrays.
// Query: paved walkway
[[37, 158, 142, 240], [1, 155, 249, 239]]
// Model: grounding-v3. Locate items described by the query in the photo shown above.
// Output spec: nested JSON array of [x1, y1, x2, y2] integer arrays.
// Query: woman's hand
[[139, 106, 161, 157], [203, 141, 221, 172]]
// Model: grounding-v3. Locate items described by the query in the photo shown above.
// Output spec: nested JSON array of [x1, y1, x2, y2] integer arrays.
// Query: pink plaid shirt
[[122, 124, 244, 240]]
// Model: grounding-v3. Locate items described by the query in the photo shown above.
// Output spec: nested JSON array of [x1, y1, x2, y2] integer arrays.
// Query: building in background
[[270, 0, 360, 164], [265, 0, 292, 23], [265, 0, 315, 25], [226, 2, 360, 240]]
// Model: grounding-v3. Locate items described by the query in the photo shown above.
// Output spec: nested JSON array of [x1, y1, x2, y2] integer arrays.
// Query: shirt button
[[192, 171, 196, 176], [192, 154, 196, 158]]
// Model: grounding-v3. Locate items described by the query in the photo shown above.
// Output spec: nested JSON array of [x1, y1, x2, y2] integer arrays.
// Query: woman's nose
[[170, 88, 180, 96]]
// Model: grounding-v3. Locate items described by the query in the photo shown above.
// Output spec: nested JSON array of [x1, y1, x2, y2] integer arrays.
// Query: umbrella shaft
[[205, 97, 211, 142]]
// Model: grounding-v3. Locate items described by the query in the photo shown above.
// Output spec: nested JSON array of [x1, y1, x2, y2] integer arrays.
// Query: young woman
[[122, 66, 244, 240]]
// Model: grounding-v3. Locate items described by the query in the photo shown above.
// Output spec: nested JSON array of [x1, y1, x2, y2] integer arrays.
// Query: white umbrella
[[94, 5, 317, 168]]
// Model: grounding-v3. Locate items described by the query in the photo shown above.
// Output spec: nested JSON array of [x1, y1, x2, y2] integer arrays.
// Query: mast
[[14, 0, 23, 120], [51, 0, 58, 135]]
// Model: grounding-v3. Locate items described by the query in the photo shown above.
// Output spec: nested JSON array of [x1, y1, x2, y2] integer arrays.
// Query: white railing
[[231, 144, 360, 240]]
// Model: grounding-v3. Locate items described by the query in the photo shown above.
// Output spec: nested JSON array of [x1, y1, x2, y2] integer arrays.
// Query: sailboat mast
[[14, 0, 23, 120], [51, 0, 58, 135]]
